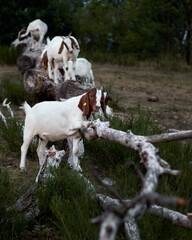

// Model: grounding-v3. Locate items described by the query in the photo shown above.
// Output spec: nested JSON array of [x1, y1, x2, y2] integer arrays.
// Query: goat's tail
[[20, 101, 32, 115], [46, 37, 51, 45]]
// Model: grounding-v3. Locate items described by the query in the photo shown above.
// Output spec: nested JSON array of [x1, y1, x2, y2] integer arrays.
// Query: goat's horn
[[69, 32, 72, 37]]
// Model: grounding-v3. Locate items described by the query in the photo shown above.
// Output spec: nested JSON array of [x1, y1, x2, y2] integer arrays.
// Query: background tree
[[1, 0, 192, 64]]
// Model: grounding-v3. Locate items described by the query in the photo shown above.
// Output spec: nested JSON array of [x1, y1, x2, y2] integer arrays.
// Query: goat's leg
[[20, 132, 34, 170], [31, 34, 35, 50], [63, 58, 70, 81], [38, 34, 44, 48], [71, 60, 76, 81], [53, 61, 59, 84], [72, 136, 82, 172], [37, 139, 48, 166], [48, 59, 54, 80]]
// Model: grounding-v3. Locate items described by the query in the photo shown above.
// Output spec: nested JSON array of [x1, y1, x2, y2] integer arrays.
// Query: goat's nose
[[69, 50, 73, 54]]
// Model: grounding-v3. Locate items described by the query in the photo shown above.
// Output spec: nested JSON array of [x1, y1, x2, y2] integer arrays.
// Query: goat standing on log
[[18, 19, 48, 50], [40, 53, 95, 85], [46, 35, 80, 83], [20, 88, 110, 172]]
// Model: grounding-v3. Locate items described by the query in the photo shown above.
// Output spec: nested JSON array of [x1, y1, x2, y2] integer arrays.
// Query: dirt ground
[[0, 63, 192, 193], [93, 63, 192, 131], [1, 63, 192, 130]]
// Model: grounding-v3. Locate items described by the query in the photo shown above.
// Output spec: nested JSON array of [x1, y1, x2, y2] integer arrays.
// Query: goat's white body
[[21, 19, 48, 49], [20, 93, 92, 172], [25, 98, 85, 140], [68, 58, 95, 85], [47, 36, 80, 83]]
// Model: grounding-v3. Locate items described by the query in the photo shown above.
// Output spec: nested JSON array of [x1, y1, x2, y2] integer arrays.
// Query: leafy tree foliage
[[0, 0, 192, 62]]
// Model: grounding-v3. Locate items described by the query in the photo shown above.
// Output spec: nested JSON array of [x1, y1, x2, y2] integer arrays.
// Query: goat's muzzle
[[93, 106, 100, 112]]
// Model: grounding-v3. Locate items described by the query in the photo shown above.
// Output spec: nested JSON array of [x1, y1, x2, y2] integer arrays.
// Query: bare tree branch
[[83, 120, 191, 238], [148, 205, 192, 230]]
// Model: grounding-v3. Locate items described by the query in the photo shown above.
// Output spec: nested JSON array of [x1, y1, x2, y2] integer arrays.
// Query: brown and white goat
[[46, 35, 80, 83], [20, 88, 111, 172], [19, 19, 48, 50]]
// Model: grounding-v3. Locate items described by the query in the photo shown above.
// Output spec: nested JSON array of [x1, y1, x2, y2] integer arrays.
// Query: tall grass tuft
[[0, 45, 20, 65], [155, 55, 192, 72], [0, 75, 38, 105], [36, 166, 100, 240], [0, 170, 26, 239], [0, 117, 37, 157]]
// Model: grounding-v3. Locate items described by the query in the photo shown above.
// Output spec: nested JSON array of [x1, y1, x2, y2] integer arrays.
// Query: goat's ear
[[70, 37, 80, 50], [58, 41, 64, 54], [101, 93, 112, 120], [78, 93, 90, 119]]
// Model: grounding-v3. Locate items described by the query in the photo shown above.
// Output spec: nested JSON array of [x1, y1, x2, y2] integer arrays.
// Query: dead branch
[[146, 130, 192, 143], [96, 194, 192, 232], [6, 146, 65, 221], [84, 120, 191, 239], [148, 205, 192, 230]]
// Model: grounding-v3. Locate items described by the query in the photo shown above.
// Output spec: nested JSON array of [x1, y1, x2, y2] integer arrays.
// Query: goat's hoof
[[20, 166, 26, 172]]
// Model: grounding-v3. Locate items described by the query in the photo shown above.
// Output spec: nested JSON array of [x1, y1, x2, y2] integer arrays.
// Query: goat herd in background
[[13, 18, 95, 85], [11, 19, 112, 172]]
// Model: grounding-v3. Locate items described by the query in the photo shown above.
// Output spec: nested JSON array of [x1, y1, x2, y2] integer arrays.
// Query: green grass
[[0, 115, 37, 158], [0, 45, 20, 65], [36, 166, 100, 240], [0, 170, 27, 240], [0, 74, 38, 106]]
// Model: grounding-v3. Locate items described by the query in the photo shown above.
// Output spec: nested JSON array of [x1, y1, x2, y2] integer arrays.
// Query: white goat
[[46, 35, 80, 83], [19, 19, 48, 50], [68, 58, 95, 85], [40, 49, 94, 85], [20, 88, 110, 172]]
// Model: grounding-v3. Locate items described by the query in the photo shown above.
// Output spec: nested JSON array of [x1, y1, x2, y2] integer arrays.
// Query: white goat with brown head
[[18, 19, 48, 50], [46, 34, 80, 83], [20, 88, 110, 172]]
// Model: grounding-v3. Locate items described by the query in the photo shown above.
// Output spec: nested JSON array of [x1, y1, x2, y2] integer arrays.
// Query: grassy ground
[[0, 63, 192, 239]]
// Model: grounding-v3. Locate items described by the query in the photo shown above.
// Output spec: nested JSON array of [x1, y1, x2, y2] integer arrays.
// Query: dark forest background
[[0, 0, 192, 64]]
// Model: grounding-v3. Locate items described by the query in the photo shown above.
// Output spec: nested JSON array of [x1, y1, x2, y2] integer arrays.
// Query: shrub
[[0, 170, 26, 239], [0, 45, 20, 65], [0, 117, 37, 157], [0, 74, 37, 105], [36, 166, 100, 240]]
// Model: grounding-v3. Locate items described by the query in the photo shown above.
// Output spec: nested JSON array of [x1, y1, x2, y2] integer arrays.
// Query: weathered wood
[[6, 146, 65, 221], [17, 55, 35, 74], [16, 43, 45, 74], [24, 68, 92, 101], [24, 68, 57, 101], [55, 78, 92, 100]]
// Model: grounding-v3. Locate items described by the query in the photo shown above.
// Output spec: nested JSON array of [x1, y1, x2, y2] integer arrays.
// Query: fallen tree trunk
[[24, 68, 92, 101], [17, 44, 44, 74]]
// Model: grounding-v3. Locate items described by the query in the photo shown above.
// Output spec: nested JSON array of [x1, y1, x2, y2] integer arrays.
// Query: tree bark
[[16, 45, 44, 74], [24, 68, 92, 101]]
